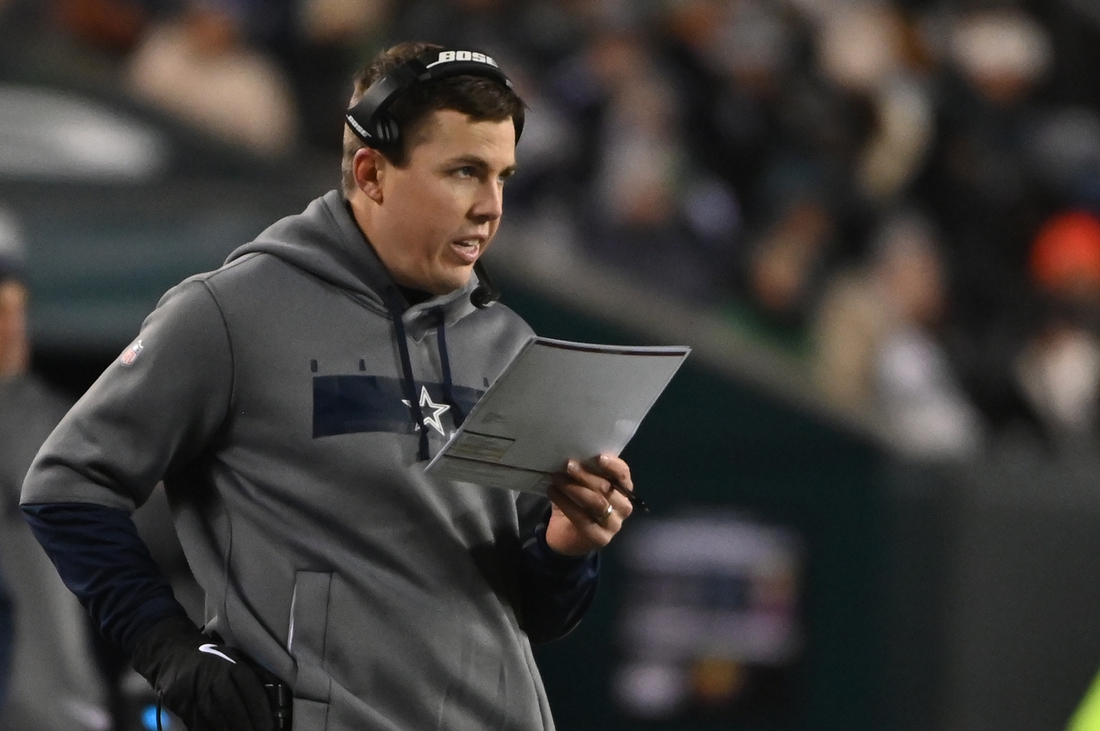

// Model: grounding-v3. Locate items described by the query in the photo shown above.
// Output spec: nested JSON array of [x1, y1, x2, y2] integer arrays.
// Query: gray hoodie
[[22, 191, 571, 730]]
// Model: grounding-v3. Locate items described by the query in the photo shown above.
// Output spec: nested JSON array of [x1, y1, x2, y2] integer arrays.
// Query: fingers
[[553, 457, 634, 525], [543, 454, 637, 556], [556, 463, 613, 523], [203, 682, 258, 731], [548, 484, 609, 531], [188, 663, 274, 731], [596, 453, 632, 489], [230, 666, 276, 731], [583, 455, 636, 521]]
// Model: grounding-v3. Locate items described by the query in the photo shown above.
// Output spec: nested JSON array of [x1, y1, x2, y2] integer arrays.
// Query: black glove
[[130, 614, 276, 731]]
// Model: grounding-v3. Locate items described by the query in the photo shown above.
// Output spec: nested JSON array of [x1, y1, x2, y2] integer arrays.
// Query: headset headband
[[345, 48, 523, 149]]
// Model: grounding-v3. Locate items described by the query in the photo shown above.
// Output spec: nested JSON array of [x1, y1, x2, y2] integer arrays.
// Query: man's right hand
[[129, 614, 276, 731]]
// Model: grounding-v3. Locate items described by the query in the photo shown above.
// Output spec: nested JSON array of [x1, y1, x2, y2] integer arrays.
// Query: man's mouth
[[451, 238, 483, 264]]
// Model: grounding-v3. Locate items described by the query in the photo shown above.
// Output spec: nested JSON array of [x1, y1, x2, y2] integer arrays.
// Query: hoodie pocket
[[289, 570, 334, 710]]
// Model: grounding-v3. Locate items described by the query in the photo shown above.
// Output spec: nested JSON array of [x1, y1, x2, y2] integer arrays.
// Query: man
[[0, 569, 8, 717], [21, 41, 634, 731], [0, 239, 18, 718], [0, 214, 111, 730]]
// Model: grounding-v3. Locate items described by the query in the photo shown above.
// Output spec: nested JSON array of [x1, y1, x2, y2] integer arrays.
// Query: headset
[[345, 48, 524, 151], [345, 48, 520, 308]]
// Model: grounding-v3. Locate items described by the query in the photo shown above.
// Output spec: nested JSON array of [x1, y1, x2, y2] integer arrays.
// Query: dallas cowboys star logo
[[401, 386, 452, 436]]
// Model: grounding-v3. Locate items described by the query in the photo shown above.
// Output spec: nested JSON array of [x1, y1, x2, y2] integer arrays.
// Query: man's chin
[[424, 272, 472, 297]]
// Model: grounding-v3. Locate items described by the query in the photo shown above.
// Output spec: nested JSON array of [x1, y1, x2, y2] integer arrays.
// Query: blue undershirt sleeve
[[21, 502, 187, 655], [519, 524, 599, 644]]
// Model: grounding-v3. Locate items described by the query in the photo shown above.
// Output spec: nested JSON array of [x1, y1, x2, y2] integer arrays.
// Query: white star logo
[[402, 386, 451, 436]]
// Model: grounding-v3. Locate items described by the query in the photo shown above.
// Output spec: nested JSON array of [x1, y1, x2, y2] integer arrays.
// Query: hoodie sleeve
[[519, 524, 599, 644], [20, 278, 234, 650], [515, 498, 599, 643], [0, 566, 11, 689]]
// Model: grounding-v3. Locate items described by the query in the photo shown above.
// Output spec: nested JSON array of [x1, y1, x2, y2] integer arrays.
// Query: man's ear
[[353, 147, 386, 204]]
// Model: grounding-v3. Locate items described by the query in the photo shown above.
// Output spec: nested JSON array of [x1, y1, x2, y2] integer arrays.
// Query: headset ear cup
[[373, 114, 400, 148]]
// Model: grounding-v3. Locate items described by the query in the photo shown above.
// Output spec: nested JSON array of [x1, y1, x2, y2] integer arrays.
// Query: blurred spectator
[[501, 22, 739, 304], [125, 0, 299, 154], [582, 29, 738, 302], [0, 227, 27, 379], [1028, 105, 1100, 208], [276, 0, 392, 150], [656, 0, 882, 341], [394, 0, 530, 62], [0, 570, 9, 718], [52, 0, 150, 55], [656, 0, 801, 223], [911, 5, 1055, 431], [735, 194, 837, 354], [813, 1, 935, 204], [813, 208, 984, 457], [0, 208, 112, 731], [1015, 210, 1100, 441]]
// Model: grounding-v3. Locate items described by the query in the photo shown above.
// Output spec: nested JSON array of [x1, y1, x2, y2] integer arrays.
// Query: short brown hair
[[341, 41, 526, 196]]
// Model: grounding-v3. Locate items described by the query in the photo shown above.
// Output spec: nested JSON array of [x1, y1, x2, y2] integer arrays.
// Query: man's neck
[[343, 197, 433, 308], [399, 286, 432, 307]]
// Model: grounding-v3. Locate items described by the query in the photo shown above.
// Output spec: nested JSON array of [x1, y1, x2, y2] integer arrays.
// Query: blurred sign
[[612, 512, 803, 723], [0, 86, 168, 181]]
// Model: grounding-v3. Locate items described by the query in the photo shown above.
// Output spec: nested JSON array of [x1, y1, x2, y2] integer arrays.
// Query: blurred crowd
[[6, 0, 1100, 461]]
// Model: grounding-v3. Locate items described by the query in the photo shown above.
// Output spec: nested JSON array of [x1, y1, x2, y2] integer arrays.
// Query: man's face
[[0, 279, 28, 377], [370, 109, 516, 295]]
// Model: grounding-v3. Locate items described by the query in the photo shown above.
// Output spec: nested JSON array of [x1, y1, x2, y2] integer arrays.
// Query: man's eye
[[455, 166, 476, 178]]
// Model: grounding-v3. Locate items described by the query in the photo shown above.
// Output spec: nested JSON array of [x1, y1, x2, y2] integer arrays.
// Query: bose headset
[[345, 48, 521, 308]]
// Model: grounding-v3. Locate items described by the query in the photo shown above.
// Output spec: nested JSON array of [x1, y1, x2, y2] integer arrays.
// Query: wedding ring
[[597, 502, 614, 525]]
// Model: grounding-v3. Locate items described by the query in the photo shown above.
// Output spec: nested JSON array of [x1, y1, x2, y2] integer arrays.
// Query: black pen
[[608, 475, 649, 513], [581, 457, 651, 513]]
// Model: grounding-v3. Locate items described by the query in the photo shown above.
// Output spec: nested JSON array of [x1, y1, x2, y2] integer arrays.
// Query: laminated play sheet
[[425, 336, 690, 494]]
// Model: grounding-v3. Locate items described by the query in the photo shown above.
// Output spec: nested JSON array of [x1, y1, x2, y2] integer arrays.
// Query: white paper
[[425, 336, 690, 494]]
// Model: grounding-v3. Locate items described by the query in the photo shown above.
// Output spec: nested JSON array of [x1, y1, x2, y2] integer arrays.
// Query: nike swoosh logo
[[199, 643, 237, 664]]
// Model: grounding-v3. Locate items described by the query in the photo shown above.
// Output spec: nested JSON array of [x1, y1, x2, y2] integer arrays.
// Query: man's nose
[[471, 180, 504, 222]]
